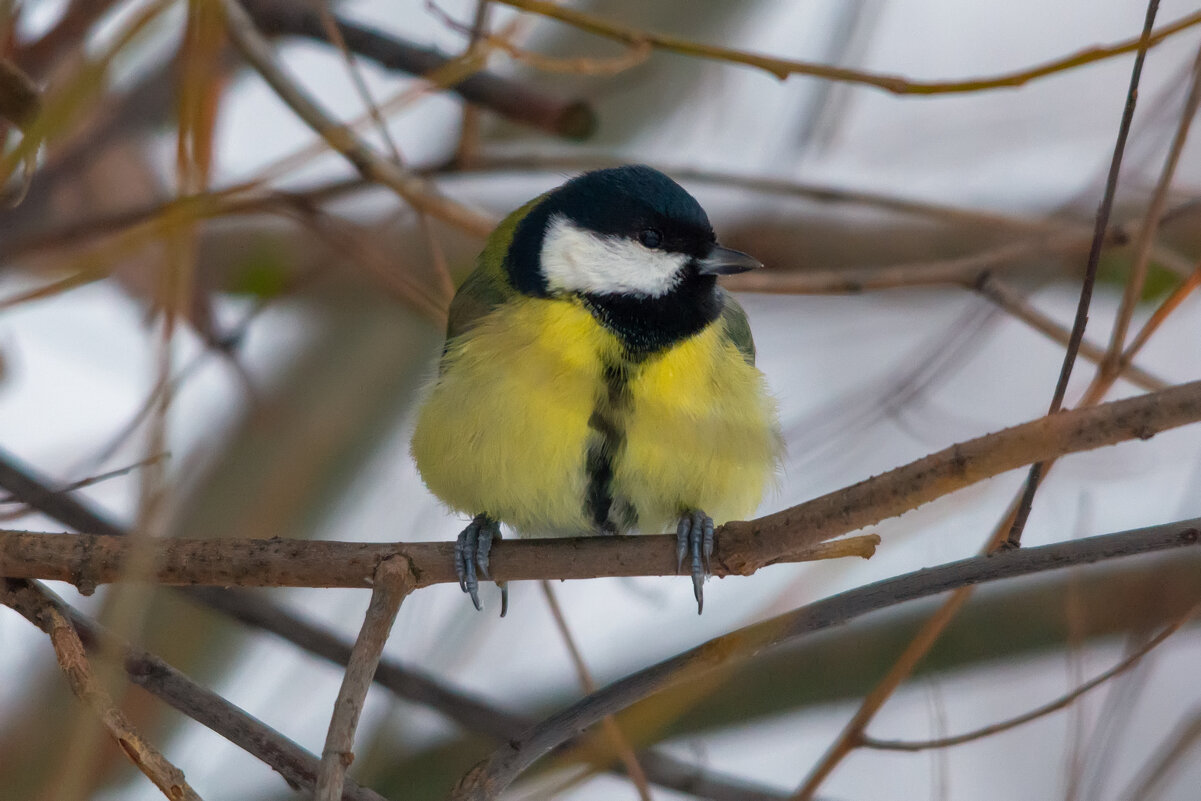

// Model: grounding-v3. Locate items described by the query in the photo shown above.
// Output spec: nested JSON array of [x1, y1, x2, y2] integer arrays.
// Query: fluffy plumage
[[410, 165, 782, 609]]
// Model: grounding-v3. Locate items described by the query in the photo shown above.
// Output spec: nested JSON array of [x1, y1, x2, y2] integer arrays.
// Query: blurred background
[[2, 0, 1201, 799]]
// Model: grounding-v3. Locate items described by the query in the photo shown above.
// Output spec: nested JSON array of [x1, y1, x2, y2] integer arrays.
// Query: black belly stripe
[[584, 359, 631, 533]]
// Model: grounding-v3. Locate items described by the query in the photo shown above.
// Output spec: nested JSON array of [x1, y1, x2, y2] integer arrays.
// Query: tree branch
[[6, 379, 1201, 589], [216, 0, 496, 237], [0, 579, 393, 801], [316, 557, 412, 801], [1003, 0, 1161, 551], [720, 377, 1201, 572], [0, 451, 790, 801], [35, 594, 204, 801], [241, 0, 595, 139], [0, 531, 874, 589], [448, 520, 1201, 800], [494, 0, 1201, 94]]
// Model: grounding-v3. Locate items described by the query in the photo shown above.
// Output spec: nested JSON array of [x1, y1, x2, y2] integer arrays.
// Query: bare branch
[[0, 578, 391, 801], [216, 0, 496, 237], [0, 530, 873, 589], [493, 0, 1201, 95], [242, 0, 596, 138], [1102, 44, 1201, 370], [447, 520, 1201, 801], [1004, 0, 1160, 549], [720, 377, 1201, 573], [0, 580, 203, 801], [316, 557, 412, 801]]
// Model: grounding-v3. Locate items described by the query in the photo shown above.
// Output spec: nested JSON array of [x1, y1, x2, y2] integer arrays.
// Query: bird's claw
[[455, 515, 507, 615], [676, 510, 715, 614]]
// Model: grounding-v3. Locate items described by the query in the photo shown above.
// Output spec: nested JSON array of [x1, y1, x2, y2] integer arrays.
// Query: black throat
[[581, 271, 723, 356]]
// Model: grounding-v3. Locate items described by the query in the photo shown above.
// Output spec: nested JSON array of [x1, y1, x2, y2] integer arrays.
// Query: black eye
[[638, 228, 662, 249]]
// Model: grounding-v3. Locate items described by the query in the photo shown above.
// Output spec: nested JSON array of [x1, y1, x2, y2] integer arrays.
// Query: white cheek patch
[[539, 215, 689, 297]]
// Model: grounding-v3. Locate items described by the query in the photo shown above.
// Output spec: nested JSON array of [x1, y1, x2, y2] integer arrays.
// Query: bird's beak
[[697, 245, 763, 275]]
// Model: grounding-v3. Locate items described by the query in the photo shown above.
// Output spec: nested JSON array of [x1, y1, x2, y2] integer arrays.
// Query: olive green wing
[[441, 196, 545, 348], [444, 195, 542, 347], [719, 290, 757, 366], [445, 261, 513, 344]]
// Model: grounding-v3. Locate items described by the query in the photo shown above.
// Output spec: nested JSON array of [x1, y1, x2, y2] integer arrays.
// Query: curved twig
[[860, 610, 1193, 751], [494, 0, 1201, 94], [447, 521, 1201, 800]]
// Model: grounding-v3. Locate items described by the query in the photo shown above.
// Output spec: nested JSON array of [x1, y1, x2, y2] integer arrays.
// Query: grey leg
[[676, 509, 715, 614], [454, 514, 507, 615]]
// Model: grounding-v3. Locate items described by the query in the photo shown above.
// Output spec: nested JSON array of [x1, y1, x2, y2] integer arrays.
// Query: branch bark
[[0, 531, 874, 589]]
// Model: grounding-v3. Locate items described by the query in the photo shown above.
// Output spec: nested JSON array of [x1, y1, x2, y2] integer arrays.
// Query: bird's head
[[501, 165, 761, 352]]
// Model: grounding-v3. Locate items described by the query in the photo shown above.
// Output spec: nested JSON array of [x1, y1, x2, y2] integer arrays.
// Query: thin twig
[[0, 580, 204, 801], [1101, 44, 1201, 370], [494, 0, 1201, 95], [0, 454, 168, 508], [724, 233, 1096, 295], [242, 0, 595, 138], [429, 0, 651, 76], [792, 12, 1177, 789], [972, 274, 1166, 392], [1004, 0, 1161, 550], [797, 219, 1201, 796], [316, 556, 412, 801], [216, 0, 496, 237], [541, 581, 654, 801], [447, 520, 1201, 801], [0, 578, 391, 801], [859, 610, 1193, 751]]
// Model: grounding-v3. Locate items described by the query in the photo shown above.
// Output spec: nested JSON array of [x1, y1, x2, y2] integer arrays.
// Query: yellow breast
[[410, 296, 781, 536]]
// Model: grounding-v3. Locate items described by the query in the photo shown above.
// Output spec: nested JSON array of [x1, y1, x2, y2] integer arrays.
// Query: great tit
[[411, 165, 782, 614]]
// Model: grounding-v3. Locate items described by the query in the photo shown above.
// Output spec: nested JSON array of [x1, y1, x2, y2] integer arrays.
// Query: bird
[[411, 165, 782, 615]]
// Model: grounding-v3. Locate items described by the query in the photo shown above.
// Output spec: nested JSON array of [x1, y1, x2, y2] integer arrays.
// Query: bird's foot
[[455, 514, 508, 616], [676, 509, 715, 615]]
